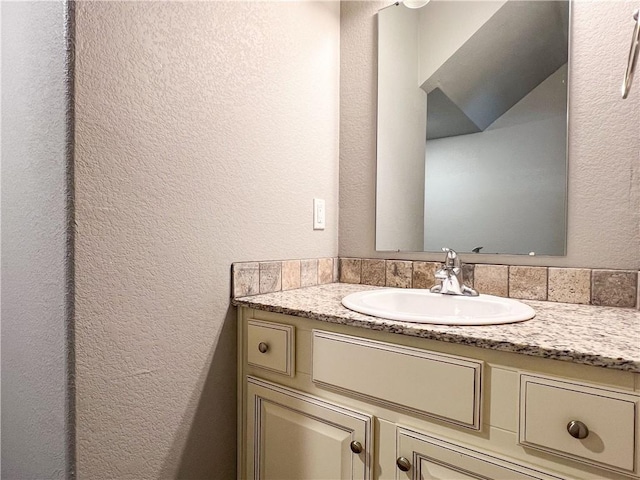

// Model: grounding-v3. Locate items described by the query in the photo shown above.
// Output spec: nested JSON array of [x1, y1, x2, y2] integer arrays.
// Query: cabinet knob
[[396, 456, 411, 472], [567, 420, 589, 439], [258, 342, 269, 353], [349, 441, 363, 454]]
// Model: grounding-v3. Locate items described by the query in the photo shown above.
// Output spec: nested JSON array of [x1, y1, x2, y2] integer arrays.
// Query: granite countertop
[[232, 283, 640, 373]]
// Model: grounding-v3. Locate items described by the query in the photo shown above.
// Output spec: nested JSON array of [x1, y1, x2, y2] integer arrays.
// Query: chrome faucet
[[430, 248, 478, 296]]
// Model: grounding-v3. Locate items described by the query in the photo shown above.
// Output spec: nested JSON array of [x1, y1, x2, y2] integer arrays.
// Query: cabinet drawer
[[247, 320, 294, 376], [519, 374, 638, 474], [397, 426, 563, 480], [312, 330, 482, 429]]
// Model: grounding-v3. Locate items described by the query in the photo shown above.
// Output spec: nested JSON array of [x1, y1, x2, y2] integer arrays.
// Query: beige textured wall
[[75, 2, 339, 478], [340, 1, 640, 269]]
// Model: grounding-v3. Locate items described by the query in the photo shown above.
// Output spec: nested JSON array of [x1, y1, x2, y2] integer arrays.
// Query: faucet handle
[[441, 247, 460, 269]]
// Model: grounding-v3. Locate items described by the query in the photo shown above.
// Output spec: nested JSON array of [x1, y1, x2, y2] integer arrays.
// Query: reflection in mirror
[[376, 0, 569, 255]]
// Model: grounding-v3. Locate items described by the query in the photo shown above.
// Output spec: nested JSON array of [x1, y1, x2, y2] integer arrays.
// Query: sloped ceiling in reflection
[[423, 1, 569, 140]]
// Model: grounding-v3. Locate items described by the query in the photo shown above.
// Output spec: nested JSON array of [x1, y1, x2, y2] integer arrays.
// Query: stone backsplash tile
[[509, 266, 547, 301], [413, 261, 438, 289], [386, 260, 412, 288], [362, 259, 385, 286], [282, 260, 301, 291], [548, 268, 590, 304], [318, 258, 334, 285], [592, 270, 638, 308], [233, 258, 639, 309], [339, 258, 362, 284], [233, 262, 260, 297], [259, 262, 281, 294], [474, 264, 509, 297], [300, 259, 318, 288], [233, 258, 337, 297]]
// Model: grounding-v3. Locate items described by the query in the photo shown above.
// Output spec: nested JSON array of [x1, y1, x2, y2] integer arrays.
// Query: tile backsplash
[[232, 256, 639, 309], [233, 257, 338, 298], [339, 258, 639, 309]]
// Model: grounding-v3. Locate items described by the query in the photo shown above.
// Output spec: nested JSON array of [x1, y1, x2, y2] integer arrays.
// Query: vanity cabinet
[[237, 307, 640, 480]]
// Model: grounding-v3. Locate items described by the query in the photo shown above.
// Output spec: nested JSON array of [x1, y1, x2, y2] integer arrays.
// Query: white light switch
[[313, 198, 326, 230]]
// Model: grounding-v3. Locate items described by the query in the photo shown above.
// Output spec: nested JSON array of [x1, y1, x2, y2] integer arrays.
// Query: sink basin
[[341, 288, 535, 325]]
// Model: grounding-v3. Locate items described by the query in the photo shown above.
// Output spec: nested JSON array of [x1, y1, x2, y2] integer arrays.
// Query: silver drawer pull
[[567, 420, 589, 439], [396, 456, 411, 472], [349, 441, 363, 454], [258, 342, 269, 353]]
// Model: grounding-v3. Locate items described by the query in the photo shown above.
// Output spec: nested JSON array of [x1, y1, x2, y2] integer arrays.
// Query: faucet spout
[[430, 248, 479, 296]]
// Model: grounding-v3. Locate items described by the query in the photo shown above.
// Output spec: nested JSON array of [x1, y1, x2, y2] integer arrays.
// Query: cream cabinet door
[[393, 427, 563, 480], [246, 376, 372, 480]]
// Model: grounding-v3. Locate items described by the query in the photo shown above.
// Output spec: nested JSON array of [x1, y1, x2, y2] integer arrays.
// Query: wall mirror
[[376, 0, 570, 255]]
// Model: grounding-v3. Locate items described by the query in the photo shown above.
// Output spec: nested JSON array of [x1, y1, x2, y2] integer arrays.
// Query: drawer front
[[312, 330, 482, 429], [398, 427, 563, 480], [247, 320, 294, 376], [519, 374, 638, 474]]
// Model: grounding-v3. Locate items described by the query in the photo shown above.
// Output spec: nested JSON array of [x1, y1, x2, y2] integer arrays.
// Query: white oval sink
[[342, 288, 535, 325]]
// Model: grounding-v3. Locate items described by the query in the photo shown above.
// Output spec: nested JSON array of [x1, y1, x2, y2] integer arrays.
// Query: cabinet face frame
[[519, 373, 640, 477], [247, 376, 373, 480], [311, 330, 483, 429]]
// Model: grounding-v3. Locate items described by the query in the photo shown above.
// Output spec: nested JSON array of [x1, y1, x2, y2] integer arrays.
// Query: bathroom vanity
[[234, 283, 640, 480]]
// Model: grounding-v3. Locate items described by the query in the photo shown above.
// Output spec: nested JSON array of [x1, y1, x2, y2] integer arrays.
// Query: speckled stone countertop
[[232, 283, 640, 373]]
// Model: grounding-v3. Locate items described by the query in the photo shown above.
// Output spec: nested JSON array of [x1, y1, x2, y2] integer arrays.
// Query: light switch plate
[[313, 198, 326, 230]]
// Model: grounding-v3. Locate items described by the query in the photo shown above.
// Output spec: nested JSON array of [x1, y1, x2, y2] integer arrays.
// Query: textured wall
[[74, 2, 339, 478], [340, 1, 640, 269], [1, 2, 71, 478]]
